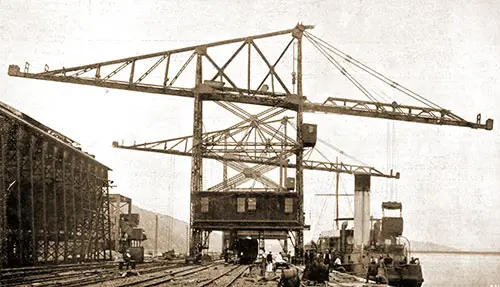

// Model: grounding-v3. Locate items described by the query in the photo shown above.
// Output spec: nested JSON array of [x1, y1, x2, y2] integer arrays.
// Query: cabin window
[[284, 198, 293, 213], [237, 197, 246, 213], [201, 197, 209, 213], [248, 198, 256, 211]]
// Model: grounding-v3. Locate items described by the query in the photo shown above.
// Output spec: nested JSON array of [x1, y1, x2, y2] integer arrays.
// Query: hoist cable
[[304, 31, 443, 109]]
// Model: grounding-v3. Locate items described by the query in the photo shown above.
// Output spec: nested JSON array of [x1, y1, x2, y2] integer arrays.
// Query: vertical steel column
[[41, 142, 48, 262], [86, 163, 91, 260], [247, 40, 251, 91], [52, 146, 59, 262], [71, 155, 77, 260], [62, 150, 68, 261], [105, 170, 112, 260], [89, 164, 96, 260], [335, 157, 340, 230], [16, 126, 23, 265], [189, 47, 204, 258], [113, 195, 120, 251], [294, 26, 305, 260], [223, 136, 227, 190], [29, 136, 37, 264], [91, 165, 97, 260], [99, 167, 108, 260], [0, 123, 6, 267], [79, 159, 85, 260], [127, 198, 131, 215]]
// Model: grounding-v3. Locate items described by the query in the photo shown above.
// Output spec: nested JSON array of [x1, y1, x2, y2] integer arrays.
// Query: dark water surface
[[413, 252, 500, 287]]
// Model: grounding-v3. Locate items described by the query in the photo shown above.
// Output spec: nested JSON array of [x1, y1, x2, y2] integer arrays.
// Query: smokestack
[[354, 174, 371, 250]]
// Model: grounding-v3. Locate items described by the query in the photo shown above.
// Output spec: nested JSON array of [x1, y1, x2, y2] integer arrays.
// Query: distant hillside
[[131, 205, 222, 254], [410, 241, 460, 252]]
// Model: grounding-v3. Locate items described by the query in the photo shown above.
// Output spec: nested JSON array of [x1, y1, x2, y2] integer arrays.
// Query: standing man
[[324, 251, 331, 266], [258, 248, 266, 276], [266, 251, 274, 273]]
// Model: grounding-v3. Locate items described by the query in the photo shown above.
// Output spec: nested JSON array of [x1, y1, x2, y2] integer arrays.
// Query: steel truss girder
[[8, 24, 312, 109], [113, 141, 398, 179], [304, 97, 493, 130], [113, 101, 398, 179], [7, 25, 492, 131]]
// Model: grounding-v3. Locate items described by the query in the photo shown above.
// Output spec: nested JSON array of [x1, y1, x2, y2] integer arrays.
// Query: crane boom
[[6, 24, 493, 131], [111, 141, 398, 178], [8, 65, 493, 130], [305, 97, 493, 130]]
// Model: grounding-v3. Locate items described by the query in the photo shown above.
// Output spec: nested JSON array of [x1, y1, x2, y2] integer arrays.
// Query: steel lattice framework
[[0, 102, 111, 267], [7, 23, 493, 261]]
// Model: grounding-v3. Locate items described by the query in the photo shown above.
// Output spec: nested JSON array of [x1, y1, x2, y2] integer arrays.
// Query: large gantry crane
[[7, 24, 493, 261]]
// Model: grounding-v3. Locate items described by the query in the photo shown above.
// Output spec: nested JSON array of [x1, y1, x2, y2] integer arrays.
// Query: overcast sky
[[1, 0, 499, 251]]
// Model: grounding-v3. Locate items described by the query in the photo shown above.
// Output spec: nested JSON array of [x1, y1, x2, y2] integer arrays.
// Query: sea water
[[413, 253, 500, 287]]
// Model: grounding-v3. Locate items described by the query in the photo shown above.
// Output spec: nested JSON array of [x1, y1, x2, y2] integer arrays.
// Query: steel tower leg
[[189, 50, 204, 260], [0, 124, 6, 268], [294, 25, 305, 262]]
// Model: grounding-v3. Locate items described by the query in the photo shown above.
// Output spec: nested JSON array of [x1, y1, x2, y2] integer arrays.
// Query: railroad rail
[[113, 263, 219, 287], [0, 260, 184, 287], [198, 264, 249, 287]]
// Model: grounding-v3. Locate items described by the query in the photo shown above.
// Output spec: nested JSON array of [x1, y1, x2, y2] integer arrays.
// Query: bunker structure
[[0, 101, 112, 267]]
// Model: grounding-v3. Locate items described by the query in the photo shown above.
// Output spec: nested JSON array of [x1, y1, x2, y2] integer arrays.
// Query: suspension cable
[[304, 33, 381, 103], [304, 31, 443, 109]]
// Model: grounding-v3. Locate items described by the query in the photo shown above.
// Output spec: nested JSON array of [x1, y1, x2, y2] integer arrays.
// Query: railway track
[[3, 261, 250, 287], [0, 260, 183, 287], [111, 262, 249, 287], [113, 263, 219, 287], [198, 264, 249, 287], [0, 261, 115, 278]]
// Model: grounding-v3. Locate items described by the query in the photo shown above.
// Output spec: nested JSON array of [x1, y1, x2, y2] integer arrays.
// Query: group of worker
[[365, 255, 392, 283], [255, 248, 291, 275], [304, 249, 343, 272], [302, 250, 344, 283], [365, 254, 419, 283]]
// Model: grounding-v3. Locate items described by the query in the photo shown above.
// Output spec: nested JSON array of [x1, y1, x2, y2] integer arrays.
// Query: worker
[[365, 257, 378, 283], [124, 248, 132, 269], [266, 251, 273, 264], [258, 248, 266, 276], [257, 248, 265, 261], [311, 254, 329, 283], [323, 251, 331, 266], [333, 256, 346, 273], [275, 252, 287, 270], [334, 256, 341, 268], [266, 251, 274, 274], [383, 254, 393, 265], [328, 252, 335, 271]]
